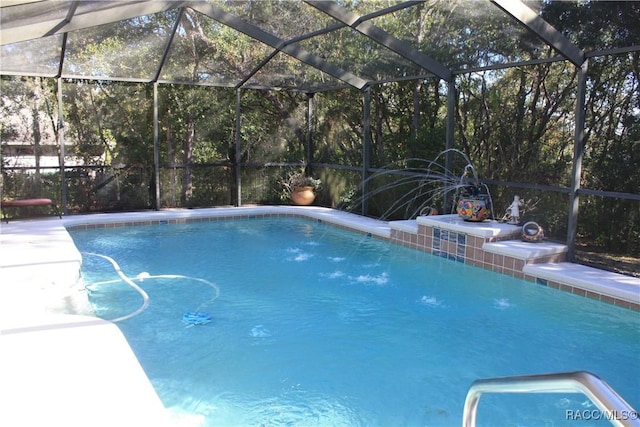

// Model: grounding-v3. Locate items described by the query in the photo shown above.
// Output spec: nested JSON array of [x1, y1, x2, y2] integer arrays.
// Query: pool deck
[[1, 206, 639, 426]]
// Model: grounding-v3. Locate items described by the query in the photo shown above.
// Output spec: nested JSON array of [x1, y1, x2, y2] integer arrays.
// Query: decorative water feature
[[455, 184, 492, 222], [419, 206, 439, 216], [345, 149, 494, 222]]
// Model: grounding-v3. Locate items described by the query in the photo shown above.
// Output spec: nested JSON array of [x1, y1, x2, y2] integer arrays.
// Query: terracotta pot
[[291, 186, 316, 206], [457, 196, 491, 222]]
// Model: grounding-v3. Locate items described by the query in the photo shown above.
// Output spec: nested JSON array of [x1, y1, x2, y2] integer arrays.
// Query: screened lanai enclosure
[[1, 0, 639, 272]]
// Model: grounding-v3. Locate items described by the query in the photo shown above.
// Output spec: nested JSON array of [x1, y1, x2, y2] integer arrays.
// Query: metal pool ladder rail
[[463, 371, 639, 427]]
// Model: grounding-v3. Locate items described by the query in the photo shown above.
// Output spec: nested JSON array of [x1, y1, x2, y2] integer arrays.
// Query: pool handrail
[[462, 370, 639, 427]]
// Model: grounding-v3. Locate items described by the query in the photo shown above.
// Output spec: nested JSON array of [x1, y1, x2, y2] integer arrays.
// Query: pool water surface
[[70, 217, 640, 426]]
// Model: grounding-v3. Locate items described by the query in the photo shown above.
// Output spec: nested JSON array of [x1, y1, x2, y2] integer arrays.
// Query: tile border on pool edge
[[65, 212, 381, 238], [388, 216, 639, 311], [531, 277, 640, 311], [62, 207, 392, 239], [60, 206, 639, 311]]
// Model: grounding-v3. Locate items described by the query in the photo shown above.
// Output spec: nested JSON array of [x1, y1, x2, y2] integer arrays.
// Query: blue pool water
[[70, 217, 640, 426]]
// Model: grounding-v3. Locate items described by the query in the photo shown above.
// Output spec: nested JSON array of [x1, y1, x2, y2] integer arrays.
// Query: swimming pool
[[70, 216, 640, 426]]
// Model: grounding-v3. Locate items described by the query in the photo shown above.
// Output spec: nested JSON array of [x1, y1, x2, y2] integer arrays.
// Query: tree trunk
[[31, 80, 42, 192], [181, 114, 195, 204], [410, 80, 422, 158], [166, 120, 177, 207]]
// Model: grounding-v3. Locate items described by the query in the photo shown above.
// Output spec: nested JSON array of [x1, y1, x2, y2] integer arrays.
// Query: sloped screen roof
[[1, 1, 639, 92]]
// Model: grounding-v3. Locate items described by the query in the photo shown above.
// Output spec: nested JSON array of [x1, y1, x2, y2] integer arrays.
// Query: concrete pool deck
[[1, 206, 639, 426]]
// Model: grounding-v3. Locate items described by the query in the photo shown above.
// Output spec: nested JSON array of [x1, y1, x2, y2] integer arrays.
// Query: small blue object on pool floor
[[183, 312, 211, 325]]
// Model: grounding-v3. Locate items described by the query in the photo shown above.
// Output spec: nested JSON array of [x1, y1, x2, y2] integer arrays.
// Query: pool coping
[[417, 214, 521, 238], [1, 206, 638, 426], [1, 314, 171, 427], [0, 206, 392, 427], [60, 205, 392, 238], [2, 206, 638, 310]]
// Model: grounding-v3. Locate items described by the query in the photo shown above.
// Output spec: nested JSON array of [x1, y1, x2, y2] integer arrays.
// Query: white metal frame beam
[[491, 0, 585, 67], [1, 1, 187, 45], [190, 2, 369, 90], [305, 0, 452, 82]]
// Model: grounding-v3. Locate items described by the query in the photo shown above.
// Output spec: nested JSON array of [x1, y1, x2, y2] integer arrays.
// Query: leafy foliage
[[1, 1, 638, 260]]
